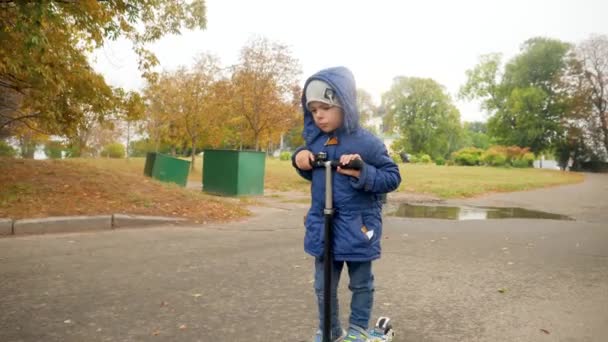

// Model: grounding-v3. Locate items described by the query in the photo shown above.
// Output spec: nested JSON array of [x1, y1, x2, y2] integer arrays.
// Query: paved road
[[1, 173, 607, 341]]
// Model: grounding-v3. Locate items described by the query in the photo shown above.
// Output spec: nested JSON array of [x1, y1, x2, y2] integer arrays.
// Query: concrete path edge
[[0, 215, 188, 236]]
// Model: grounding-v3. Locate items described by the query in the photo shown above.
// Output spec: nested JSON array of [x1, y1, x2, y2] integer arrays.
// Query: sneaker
[[313, 328, 347, 342], [343, 325, 370, 342]]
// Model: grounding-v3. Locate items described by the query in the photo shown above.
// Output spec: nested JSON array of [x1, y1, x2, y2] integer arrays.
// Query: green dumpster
[[144, 152, 191, 187], [202, 149, 265, 196], [143, 152, 157, 177]]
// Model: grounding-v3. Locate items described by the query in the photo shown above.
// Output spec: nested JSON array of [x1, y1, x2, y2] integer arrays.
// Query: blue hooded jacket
[[292, 67, 401, 261]]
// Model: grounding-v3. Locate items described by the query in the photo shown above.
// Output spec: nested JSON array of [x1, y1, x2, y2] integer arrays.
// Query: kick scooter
[[312, 152, 395, 342]]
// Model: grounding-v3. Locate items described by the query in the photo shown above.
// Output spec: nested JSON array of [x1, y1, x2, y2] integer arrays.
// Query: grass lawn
[[67, 157, 584, 199], [0, 157, 248, 221], [398, 163, 584, 198], [70, 156, 310, 192]]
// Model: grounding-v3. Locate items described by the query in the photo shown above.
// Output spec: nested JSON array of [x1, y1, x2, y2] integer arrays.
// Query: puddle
[[389, 204, 573, 221]]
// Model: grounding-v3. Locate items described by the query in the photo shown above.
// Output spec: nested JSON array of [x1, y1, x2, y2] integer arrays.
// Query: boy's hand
[[295, 150, 315, 170], [337, 154, 362, 179]]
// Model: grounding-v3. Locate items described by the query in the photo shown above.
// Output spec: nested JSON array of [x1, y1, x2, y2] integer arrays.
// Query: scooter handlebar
[[311, 152, 364, 170], [330, 158, 363, 170]]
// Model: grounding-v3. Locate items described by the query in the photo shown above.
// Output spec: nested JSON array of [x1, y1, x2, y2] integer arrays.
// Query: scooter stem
[[323, 160, 333, 342]]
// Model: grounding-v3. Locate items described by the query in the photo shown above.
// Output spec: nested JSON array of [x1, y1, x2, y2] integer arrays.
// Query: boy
[[292, 67, 401, 342]]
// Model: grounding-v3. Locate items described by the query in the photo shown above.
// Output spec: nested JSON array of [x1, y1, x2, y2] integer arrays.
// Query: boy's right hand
[[295, 150, 315, 170]]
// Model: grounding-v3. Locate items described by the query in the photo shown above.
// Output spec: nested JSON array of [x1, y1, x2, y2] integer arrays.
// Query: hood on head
[[301, 66, 360, 144]]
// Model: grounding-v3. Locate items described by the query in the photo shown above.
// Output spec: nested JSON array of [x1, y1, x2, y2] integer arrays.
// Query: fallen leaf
[[64, 319, 72, 324], [498, 288, 507, 294], [152, 330, 161, 336], [179, 324, 187, 329], [540, 329, 550, 334], [160, 301, 169, 307], [192, 293, 202, 298]]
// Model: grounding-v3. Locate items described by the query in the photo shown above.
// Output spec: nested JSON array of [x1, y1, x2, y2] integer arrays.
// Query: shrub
[[435, 157, 446, 166], [44, 140, 65, 159], [101, 143, 126, 158], [0, 140, 16, 157], [418, 154, 432, 164], [482, 148, 508, 167], [512, 152, 535, 168], [451, 147, 484, 166], [409, 154, 419, 164], [279, 151, 292, 161]]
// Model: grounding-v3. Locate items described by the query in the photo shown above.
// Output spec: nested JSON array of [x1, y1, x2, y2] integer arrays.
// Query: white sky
[[91, 0, 608, 123]]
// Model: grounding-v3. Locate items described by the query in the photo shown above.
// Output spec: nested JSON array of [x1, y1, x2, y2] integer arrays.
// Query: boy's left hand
[[337, 154, 362, 179]]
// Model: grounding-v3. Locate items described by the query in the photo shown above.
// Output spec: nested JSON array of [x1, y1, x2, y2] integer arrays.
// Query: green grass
[[63, 157, 584, 199], [399, 164, 584, 198], [68, 156, 202, 183], [263, 158, 310, 192]]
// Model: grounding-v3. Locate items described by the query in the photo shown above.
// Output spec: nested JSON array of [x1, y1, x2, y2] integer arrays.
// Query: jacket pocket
[[333, 210, 370, 257], [361, 210, 382, 248]]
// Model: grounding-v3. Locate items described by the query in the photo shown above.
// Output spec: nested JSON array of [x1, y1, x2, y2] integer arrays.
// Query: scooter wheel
[[384, 328, 395, 341]]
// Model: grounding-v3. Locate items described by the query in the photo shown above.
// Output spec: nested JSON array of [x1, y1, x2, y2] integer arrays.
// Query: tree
[[1, 0, 206, 138], [357, 89, 379, 133], [141, 55, 230, 164], [462, 121, 491, 149], [383, 77, 463, 159], [231, 36, 301, 150], [461, 38, 573, 153], [174, 54, 224, 169], [142, 73, 175, 153], [576, 34, 608, 159], [116, 90, 145, 159]]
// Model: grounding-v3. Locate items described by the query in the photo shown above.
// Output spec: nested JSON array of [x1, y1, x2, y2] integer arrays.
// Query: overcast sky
[[91, 0, 608, 122]]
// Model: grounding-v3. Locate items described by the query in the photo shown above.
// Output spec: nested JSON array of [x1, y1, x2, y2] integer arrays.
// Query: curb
[[0, 218, 13, 236], [13, 215, 112, 235], [0, 214, 188, 236], [112, 214, 187, 229]]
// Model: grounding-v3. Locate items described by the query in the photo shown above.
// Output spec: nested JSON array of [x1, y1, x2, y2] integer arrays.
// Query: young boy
[[292, 67, 401, 342]]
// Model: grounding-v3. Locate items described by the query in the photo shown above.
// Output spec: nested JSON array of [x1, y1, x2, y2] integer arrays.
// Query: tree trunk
[[126, 121, 131, 160], [191, 137, 197, 171], [600, 111, 608, 155]]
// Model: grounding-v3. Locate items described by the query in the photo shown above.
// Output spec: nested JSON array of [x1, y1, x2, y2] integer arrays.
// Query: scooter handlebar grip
[[331, 158, 363, 170]]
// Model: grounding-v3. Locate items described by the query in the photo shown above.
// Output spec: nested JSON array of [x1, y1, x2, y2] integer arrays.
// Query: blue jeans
[[314, 257, 374, 335]]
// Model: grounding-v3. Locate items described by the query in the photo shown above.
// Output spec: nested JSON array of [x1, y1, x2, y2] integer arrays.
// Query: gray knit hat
[[305, 79, 342, 109]]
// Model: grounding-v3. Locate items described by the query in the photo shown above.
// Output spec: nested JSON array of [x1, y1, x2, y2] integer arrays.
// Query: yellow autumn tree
[[0, 0, 206, 140], [231, 36, 301, 151]]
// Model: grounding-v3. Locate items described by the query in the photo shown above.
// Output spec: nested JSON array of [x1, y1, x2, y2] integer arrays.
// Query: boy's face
[[309, 101, 343, 133]]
